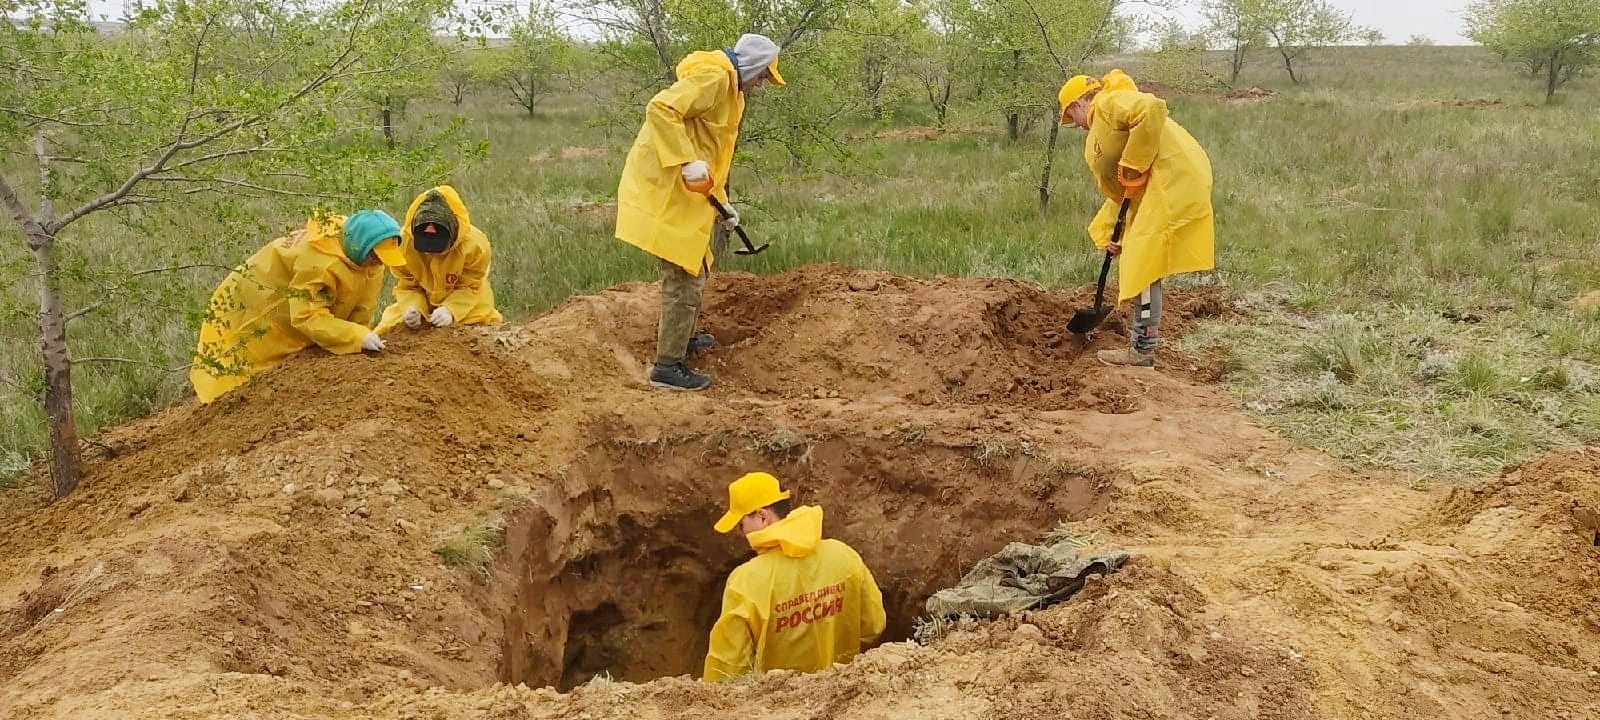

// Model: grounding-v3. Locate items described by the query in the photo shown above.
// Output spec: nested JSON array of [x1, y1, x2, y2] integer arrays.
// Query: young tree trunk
[[864, 55, 885, 120], [382, 96, 395, 148], [1038, 110, 1061, 213], [936, 78, 951, 128], [1230, 42, 1246, 84], [1279, 48, 1300, 84], [28, 230, 81, 498], [452, 83, 465, 105], [1545, 51, 1561, 103], [1006, 49, 1022, 141]]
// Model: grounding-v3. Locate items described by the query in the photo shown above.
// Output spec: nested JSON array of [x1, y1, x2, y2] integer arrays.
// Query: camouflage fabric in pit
[[924, 542, 1130, 618]]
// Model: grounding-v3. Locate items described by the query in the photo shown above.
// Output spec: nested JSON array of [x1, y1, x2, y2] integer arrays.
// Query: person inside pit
[[613, 33, 785, 391], [1058, 68, 1216, 368], [189, 210, 404, 403], [702, 472, 887, 682], [375, 184, 503, 333]]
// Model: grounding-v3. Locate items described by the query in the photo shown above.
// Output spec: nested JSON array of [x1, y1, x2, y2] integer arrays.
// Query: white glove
[[680, 160, 710, 183], [361, 332, 386, 352], [402, 308, 423, 329], [429, 306, 454, 328], [718, 203, 740, 231]]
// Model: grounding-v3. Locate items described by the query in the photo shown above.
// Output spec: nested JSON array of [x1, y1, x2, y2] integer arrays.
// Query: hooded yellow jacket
[[1082, 69, 1215, 301], [615, 50, 745, 276], [376, 185, 502, 333], [703, 506, 886, 682], [189, 217, 383, 403]]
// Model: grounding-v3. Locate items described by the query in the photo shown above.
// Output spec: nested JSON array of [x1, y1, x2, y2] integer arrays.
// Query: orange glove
[[1118, 164, 1148, 199]]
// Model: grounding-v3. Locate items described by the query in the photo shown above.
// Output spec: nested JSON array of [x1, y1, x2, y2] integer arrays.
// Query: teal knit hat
[[342, 210, 402, 263]]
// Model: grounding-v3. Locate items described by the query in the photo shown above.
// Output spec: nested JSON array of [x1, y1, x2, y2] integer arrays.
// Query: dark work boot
[[686, 333, 717, 357], [649, 362, 712, 391]]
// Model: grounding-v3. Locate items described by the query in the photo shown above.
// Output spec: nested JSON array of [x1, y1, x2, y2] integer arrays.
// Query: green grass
[[433, 518, 505, 581], [1179, 301, 1600, 479], [4, 45, 1600, 483]]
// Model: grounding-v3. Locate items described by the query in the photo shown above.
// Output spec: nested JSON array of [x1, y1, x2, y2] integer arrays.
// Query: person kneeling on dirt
[[189, 210, 405, 403], [703, 472, 887, 683], [1058, 68, 1215, 368], [614, 34, 786, 391], [375, 185, 503, 333]]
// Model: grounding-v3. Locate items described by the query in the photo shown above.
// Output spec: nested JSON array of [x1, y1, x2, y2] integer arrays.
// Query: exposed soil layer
[[0, 263, 1596, 720]]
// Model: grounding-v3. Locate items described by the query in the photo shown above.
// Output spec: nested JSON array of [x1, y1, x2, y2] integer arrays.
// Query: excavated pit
[[5, 265, 1600, 719], [485, 434, 1113, 689]]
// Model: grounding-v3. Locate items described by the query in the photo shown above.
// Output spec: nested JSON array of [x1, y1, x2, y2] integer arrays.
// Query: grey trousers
[[1132, 280, 1163, 354]]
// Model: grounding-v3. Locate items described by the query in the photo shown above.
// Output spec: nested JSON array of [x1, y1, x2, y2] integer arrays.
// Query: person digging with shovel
[[614, 33, 785, 391], [1058, 69, 1215, 368]]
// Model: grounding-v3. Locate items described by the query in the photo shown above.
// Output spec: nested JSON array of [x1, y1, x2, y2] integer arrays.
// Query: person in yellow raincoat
[[1059, 68, 1215, 368], [375, 185, 503, 333], [703, 472, 886, 683], [189, 210, 405, 403], [614, 33, 785, 391]]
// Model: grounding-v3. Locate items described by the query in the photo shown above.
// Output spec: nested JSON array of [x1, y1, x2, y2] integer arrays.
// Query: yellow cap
[[714, 472, 791, 533], [1058, 74, 1100, 123], [371, 236, 406, 268], [766, 58, 785, 87]]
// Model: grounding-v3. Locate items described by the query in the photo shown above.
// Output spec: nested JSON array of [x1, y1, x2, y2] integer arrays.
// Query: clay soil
[[1, 263, 1596, 720]]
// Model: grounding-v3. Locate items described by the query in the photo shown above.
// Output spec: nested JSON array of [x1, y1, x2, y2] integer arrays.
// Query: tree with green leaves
[[562, 0, 856, 168], [1257, 0, 1366, 84], [1147, 17, 1221, 92], [951, 0, 1130, 143], [837, 0, 924, 121], [947, 0, 1131, 209], [494, 2, 577, 117], [1203, 0, 1269, 84], [0, 0, 465, 498], [1467, 0, 1600, 102], [904, 0, 975, 129], [357, 0, 457, 146]]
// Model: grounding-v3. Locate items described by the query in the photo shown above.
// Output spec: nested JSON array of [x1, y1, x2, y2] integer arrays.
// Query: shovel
[[708, 196, 770, 256], [1067, 197, 1132, 335]]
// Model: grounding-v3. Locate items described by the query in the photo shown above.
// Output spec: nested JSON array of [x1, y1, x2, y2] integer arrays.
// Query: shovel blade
[[1066, 306, 1111, 334], [734, 243, 770, 256]]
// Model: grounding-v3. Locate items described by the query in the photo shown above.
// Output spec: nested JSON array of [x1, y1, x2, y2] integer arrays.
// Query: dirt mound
[[1, 264, 1597, 719], [1445, 98, 1513, 109], [1219, 86, 1276, 104]]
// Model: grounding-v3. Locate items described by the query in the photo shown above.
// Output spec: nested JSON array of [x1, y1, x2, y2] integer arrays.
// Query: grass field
[[3, 45, 1599, 481]]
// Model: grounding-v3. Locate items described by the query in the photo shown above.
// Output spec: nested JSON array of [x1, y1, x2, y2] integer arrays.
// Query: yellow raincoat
[[189, 217, 384, 403], [703, 506, 886, 682], [1083, 69, 1214, 301], [615, 50, 745, 275], [376, 186, 502, 333]]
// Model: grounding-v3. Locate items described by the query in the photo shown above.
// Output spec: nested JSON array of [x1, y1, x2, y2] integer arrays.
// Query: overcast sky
[[1154, 0, 1472, 45]]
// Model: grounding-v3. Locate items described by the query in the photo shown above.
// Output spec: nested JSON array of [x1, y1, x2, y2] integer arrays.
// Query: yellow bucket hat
[[714, 472, 792, 533], [1058, 74, 1101, 123]]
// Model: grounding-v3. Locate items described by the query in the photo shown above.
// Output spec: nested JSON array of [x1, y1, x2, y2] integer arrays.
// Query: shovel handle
[[707, 196, 760, 254], [1094, 198, 1134, 309]]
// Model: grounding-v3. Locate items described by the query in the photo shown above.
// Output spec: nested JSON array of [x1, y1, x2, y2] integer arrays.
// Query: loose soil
[[0, 263, 1595, 720]]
